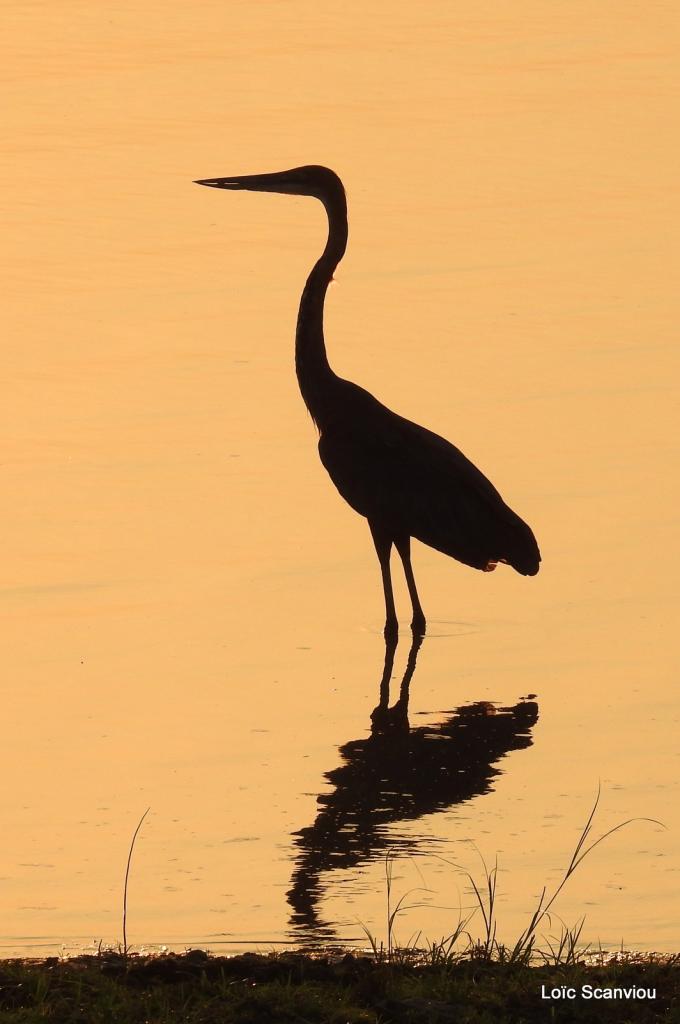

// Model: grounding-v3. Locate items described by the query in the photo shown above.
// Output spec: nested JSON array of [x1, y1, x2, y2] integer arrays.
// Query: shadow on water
[[287, 633, 539, 942]]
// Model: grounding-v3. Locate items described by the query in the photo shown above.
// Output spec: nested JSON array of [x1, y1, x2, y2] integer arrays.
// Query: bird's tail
[[503, 516, 541, 576]]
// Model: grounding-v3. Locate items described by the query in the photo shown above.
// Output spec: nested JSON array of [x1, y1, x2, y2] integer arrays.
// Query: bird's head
[[194, 165, 345, 207]]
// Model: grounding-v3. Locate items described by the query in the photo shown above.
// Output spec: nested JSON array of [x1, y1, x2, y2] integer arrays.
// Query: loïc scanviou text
[[541, 985, 656, 1001]]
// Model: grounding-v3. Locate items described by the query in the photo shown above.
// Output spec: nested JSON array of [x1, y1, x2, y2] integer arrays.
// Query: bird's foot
[[383, 617, 399, 641], [410, 614, 426, 637]]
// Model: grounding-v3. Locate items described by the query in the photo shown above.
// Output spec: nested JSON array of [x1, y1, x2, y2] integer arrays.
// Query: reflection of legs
[[369, 520, 397, 638], [398, 630, 424, 705], [378, 631, 399, 709], [373, 630, 423, 733], [394, 535, 426, 635], [371, 631, 399, 732], [388, 629, 424, 730]]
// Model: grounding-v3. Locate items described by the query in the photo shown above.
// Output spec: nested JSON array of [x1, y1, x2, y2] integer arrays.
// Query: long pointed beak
[[193, 172, 290, 191], [194, 177, 246, 189], [193, 170, 305, 195]]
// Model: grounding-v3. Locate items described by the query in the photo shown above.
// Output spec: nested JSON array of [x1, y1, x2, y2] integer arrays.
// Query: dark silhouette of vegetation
[[1, 948, 676, 1023]]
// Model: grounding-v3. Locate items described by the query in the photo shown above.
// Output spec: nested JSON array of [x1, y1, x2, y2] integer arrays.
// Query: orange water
[[1, 1, 677, 954]]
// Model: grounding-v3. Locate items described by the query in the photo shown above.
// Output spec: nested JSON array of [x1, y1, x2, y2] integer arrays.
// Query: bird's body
[[195, 165, 540, 634], [316, 382, 539, 576]]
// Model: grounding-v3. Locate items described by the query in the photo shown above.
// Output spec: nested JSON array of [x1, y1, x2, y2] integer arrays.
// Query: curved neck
[[295, 189, 347, 427]]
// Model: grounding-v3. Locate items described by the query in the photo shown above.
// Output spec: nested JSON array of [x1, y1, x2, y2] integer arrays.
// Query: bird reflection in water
[[287, 634, 539, 942]]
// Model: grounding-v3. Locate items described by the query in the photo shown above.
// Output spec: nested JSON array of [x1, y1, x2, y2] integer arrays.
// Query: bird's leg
[[394, 535, 426, 636], [369, 520, 398, 639]]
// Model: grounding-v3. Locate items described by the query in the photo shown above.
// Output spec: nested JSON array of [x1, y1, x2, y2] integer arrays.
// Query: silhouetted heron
[[195, 166, 540, 635]]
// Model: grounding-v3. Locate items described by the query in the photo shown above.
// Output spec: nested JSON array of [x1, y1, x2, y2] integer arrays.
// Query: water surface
[[1, 0, 678, 955]]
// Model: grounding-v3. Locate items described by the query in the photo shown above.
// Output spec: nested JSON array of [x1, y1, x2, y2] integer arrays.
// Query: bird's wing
[[319, 385, 540, 574]]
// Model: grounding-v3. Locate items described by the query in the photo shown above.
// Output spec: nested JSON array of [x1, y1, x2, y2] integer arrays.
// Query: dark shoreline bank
[[1, 948, 678, 1023]]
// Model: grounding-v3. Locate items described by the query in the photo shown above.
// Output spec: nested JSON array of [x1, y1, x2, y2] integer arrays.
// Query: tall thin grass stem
[[122, 807, 150, 957]]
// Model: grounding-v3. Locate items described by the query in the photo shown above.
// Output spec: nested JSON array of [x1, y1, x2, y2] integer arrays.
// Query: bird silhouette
[[195, 166, 540, 635]]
